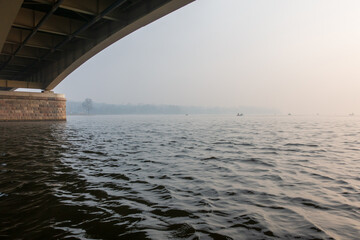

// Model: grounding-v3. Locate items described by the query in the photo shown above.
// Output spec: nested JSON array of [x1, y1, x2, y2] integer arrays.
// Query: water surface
[[0, 115, 359, 239]]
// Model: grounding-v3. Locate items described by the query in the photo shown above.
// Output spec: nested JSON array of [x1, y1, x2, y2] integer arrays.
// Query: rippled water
[[0, 115, 359, 239]]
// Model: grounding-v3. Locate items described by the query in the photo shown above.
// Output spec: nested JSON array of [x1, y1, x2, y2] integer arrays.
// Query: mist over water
[[0, 115, 359, 239]]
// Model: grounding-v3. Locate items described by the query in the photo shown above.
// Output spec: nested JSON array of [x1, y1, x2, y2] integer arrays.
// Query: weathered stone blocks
[[0, 91, 66, 121]]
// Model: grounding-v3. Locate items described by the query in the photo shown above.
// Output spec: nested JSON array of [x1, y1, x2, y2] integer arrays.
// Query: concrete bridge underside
[[0, 0, 194, 121], [0, 0, 194, 91]]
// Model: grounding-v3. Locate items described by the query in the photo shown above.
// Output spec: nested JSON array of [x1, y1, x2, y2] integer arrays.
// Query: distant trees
[[82, 98, 93, 114]]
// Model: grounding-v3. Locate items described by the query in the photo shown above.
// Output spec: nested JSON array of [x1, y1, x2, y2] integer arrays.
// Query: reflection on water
[[0, 115, 359, 239]]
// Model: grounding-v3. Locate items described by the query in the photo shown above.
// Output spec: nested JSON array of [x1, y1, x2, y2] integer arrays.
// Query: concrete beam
[[6, 28, 65, 50], [0, 79, 43, 89], [1, 43, 55, 61], [13, 7, 88, 38], [31, 0, 123, 21], [0, 54, 35, 67], [0, 0, 23, 52]]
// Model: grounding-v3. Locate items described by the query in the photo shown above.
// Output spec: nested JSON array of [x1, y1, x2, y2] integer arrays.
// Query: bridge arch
[[0, 0, 194, 91]]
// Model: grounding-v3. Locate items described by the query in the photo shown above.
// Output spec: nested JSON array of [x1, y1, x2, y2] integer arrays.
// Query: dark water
[[0, 115, 359, 240]]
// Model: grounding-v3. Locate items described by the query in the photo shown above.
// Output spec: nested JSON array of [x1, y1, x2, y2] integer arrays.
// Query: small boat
[[237, 113, 243, 116]]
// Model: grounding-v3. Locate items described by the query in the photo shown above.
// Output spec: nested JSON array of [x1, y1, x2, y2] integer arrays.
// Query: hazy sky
[[53, 0, 360, 115]]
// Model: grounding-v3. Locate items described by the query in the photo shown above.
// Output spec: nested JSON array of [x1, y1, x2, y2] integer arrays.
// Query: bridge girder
[[0, 0, 194, 91]]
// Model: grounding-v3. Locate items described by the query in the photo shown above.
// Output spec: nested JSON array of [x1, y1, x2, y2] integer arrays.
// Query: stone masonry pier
[[0, 91, 66, 121]]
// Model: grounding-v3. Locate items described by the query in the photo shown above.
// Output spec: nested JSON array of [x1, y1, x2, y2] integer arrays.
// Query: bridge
[[0, 0, 194, 121]]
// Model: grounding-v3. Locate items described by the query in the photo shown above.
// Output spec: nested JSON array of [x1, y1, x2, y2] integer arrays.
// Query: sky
[[52, 0, 360, 115]]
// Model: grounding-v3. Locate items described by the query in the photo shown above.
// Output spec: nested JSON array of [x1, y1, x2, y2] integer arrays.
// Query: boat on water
[[237, 113, 243, 116]]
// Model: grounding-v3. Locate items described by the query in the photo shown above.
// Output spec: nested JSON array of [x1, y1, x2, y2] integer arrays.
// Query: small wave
[[261, 174, 283, 181], [116, 153, 128, 157], [239, 189, 256, 195], [235, 142, 254, 146], [180, 176, 194, 180], [111, 204, 141, 215], [118, 231, 147, 239], [242, 158, 275, 167], [289, 197, 329, 210], [0, 192, 8, 198], [260, 151, 278, 155], [151, 209, 193, 218], [102, 182, 132, 192], [254, 203, 285, 210], [226, 191, 237, 196], [131, 179, 148, 184], [142, 159, 156, 163], [336, 179, 349, 185], [149, 174, 171, 180], [99, 173, 130, 181], [149, 185, 172, 200], [345, 148, 360, 151], [196, 199, 212, 207], [213, 141, 233, 145], [124, 151, 142, 154], [309, 173, 334, 181], [159, 175, 170, 179], [88, 189, 108, 199], [231, 214, 262, 232], [285, 143, 319, 147], [199, 230, 234, 240], [168, 223, 196, 238], [124, 196, 155, 207], [149, 185, 168, 192], [213, 210, 229, 217], [201, 156, 218, 160], [261, 147, 278, 151], [82, 150, 107, 156]]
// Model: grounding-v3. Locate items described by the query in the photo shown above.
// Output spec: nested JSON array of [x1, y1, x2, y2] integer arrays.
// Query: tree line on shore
[[67, 99, 278, 115]]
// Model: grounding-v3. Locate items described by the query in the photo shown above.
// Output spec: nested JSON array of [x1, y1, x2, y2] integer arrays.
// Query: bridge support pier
[[0, 91, 66, 121]]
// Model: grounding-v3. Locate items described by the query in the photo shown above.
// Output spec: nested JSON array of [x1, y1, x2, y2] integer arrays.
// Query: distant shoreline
[[67, 101, 279, 116]]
